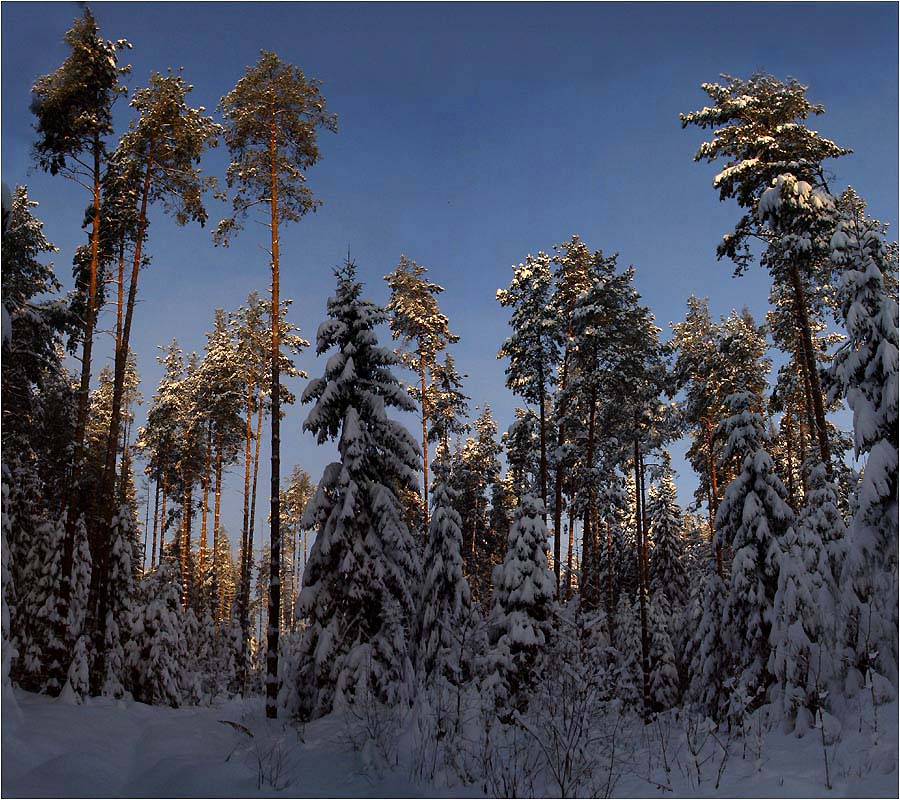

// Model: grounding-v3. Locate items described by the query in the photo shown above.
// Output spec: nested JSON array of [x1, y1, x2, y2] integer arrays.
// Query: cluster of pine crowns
[[1, 9, 896, 735]]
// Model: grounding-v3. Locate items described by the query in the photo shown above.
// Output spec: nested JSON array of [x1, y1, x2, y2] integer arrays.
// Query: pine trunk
[[788, 263, 832, 475], [703, 417, 723, 579], [159, 468, 168, 566], [182, 478, 192, 611], [213, 429, 223, 622], [200, 422, 212, 585], [538, 364, 548, 522], [238, 363, 256, 671], [266, 99, 281, 720], [420, 351, 430, 541], [783, 412, 798, 511], [95, 137, 156, 663], [150, 471, 161, 570], [633, 438, 652, 722], [552, 347, 570, 599], [55, 132, 104, 693]]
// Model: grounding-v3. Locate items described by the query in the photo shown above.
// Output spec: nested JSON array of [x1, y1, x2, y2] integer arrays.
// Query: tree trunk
[[150, 471, 161, 570], [182, 477, 192, 611], [242, 349, 267, 688], [552, 348, 569, 599], [213, 428, 223, 623], [159, 468, 168, 566], [420, 351, 430, 542], [633, 439, 651, 722], [95, 137, 155, 662], [783, 412, 798, 511], [538, 364, 548, 523], [788, 263, 832, 475], [238, 363, 256, 669], [55, 132, 104, 693], [703, 417, 724, 579], [266, 100, 281, 720], [200, 422, 212, 586]]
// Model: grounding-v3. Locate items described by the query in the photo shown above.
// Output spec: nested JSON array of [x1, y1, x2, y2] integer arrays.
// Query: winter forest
[[1, 4, 898, 799]]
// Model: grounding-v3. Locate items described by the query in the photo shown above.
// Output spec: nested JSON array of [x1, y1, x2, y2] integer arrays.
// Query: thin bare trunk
[[420, 351, 430, 541], [213, 428, 223, 622], [159, 468, 168, 566], [634, 438, 651, 722], [182, 478, 192, 611], [200, 422, 212, 583], [552, 347, 570, 599], [265, 94, 282, 719], [150, 472, 161, 570]]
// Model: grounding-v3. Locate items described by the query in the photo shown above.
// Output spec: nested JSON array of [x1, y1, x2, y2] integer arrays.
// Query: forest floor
[[1, 688, 897, 798]]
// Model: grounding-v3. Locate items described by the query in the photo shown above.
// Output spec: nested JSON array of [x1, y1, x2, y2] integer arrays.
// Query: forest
[[1, 6, 897, 799]]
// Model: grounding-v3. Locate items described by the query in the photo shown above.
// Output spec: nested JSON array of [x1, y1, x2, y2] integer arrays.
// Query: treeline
[[1, 11, 897, 783]]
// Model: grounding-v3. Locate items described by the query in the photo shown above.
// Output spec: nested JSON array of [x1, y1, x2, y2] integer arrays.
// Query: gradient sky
[[2, 2, 897, 559]]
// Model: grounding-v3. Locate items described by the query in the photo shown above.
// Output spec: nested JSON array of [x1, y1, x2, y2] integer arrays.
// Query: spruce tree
[[648, 456, 689, 611], [827, 190, 899, 689], [293, 260, 420, 719], [497, 251, 558, 519], [715, 391, 795, 711], [417, 462, 475, 684], [485, 494, 555, 717]]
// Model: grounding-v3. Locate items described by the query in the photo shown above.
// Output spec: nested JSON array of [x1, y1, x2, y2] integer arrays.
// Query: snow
[[2, 688, 896, 798]]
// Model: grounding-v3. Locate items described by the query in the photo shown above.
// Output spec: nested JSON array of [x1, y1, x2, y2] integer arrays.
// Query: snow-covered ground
[[2, 689, 897, 798]]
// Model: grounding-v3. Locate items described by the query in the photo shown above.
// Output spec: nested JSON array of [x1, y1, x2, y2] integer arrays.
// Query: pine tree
[[385, 255, 459, 540], [293, 260, 420, 719], [827, 190, 899, 689], [97, 71, 220, 679], [218, 51, 336, 719], [30, 9, 130, 545], [486, 495, 555, 717], [681, 73, 849, 473]]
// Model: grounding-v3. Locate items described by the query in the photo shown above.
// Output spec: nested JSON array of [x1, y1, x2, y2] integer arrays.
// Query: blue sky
[[2, 2, 897, 558]]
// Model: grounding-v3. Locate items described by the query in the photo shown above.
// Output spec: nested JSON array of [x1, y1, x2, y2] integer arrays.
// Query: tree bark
[[200, 422, 212, 585], [551, 348, 570, 599], [182, 478, 192, 611], [266, 98, 281, 720], [159, 468, 168, 566], [213, 428, 223, 622], [420, 351, 430, 542], [788, 263, 832, 475], [538, 363, 548, 523], [95, 136, 155, 662], [633, 438, 651, 722], [150, 471, 161, 570]]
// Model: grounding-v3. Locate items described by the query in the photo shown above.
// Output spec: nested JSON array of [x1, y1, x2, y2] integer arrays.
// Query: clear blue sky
[[2, 2, 897, 557]]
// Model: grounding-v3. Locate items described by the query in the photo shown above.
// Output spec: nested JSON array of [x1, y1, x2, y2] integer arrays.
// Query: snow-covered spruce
[[485, 494, 555, 718], [686, 564, 729, 719], [715, 390, 795, 713], [416, 465, 476, 684], [125, 559, 199, 707], [289, 260, 421, 720], [828, 193, 899, 692]]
